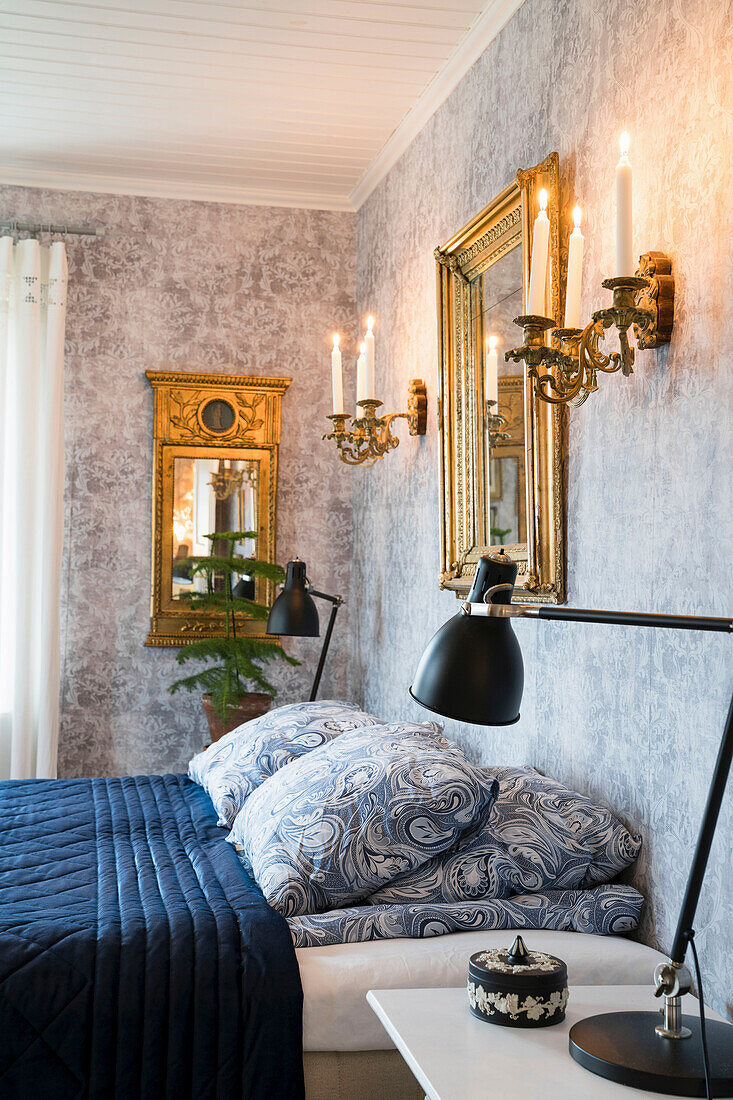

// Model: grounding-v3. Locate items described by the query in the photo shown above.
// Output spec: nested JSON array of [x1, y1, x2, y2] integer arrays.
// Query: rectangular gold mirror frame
[[435, 151, 565, 602], [145, 370, 291, 646]]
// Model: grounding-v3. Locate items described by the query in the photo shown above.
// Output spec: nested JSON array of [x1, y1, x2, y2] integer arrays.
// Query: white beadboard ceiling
[[0, 0, 525, 211]]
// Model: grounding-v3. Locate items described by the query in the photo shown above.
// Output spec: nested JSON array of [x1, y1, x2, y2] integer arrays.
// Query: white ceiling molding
[[349, 0, 527, 211], [0, 165, 354, 213]]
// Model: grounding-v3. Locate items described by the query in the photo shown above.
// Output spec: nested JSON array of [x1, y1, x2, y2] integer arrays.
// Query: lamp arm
[[309, 589, 343, 606], [464, 600, 731, 633], [464, 596, 733, 976], [536, 605, 732, 633], [308, 590, 343, 702]]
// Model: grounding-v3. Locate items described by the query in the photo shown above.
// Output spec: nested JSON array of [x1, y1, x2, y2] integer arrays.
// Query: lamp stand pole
[[308, 590, 343, 702], [669, 691, 733, 966]]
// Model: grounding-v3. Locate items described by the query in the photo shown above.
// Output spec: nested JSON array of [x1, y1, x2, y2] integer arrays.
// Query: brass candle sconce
[[506, 251, 674, 408], [323, 380, 428, 466], [486, 399, 511, 448]]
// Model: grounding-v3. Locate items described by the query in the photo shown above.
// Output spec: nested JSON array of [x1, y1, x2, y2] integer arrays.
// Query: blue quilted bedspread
[[0, 775, 305, 1100]]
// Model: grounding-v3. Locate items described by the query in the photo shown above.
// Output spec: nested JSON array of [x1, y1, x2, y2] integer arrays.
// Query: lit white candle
[[486, 335, 499, 405], [331, 333, 343, 415], [527, 189, 550, 316], [364, 315, 375, 400], [564, 205, 584, 329], [616, 131, 633, 276], [356, 341, 367, 406]]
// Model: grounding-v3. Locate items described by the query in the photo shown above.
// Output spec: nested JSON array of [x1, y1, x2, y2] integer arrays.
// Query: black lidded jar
[[467, 935, 568, 1028]]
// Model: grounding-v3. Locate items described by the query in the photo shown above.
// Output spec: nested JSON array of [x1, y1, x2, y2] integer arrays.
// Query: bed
[[0, 775, 305, 1100], [0, 764, 659, 1100]]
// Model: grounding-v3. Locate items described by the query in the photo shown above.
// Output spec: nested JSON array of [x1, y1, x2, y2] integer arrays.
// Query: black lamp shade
[[410, 554, 524, 725], [172, 543, 193, 585], [267, 559, 320, 637], [232, 575, 255, 600]]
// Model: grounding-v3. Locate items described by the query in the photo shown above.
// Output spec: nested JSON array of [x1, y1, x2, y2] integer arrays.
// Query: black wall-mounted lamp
[[411, 551, 732, 1098], [266, 559, 343, 702]]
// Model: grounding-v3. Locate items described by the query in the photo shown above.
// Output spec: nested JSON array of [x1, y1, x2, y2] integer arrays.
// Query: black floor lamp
[[411, 551, 732, 1098], [267, 559, 343, 702]]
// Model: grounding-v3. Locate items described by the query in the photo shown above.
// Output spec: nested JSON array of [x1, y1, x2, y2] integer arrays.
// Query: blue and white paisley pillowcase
[[228, 723, 498, 917], [188, 699, 387, 827], [288, 884, 644, 948], [369, 765, 642, 905]]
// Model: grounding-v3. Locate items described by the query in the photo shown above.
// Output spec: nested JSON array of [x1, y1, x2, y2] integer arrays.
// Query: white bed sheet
[[296, 930, 665, 1051]]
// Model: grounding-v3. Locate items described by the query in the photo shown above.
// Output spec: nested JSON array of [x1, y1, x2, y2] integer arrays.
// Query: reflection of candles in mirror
[[616, 131, 633, 276], [331, 333, 343, 414], [486, 336, 499, 405], [564, 206, 584, 329], [527, 189, 550, 316], [356, 341, 367, 405], [364, 315, 375, 400]]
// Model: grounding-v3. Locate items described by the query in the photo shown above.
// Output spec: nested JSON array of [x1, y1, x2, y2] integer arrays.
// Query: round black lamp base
[[569, 1012, 733, 1097]]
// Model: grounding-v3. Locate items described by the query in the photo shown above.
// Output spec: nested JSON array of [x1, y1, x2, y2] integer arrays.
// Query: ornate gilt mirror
[[146, 371, 290, 645], [435, 152, 565, 602]]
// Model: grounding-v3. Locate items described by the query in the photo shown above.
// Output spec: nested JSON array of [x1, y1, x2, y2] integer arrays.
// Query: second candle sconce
[[484, 336, 511, 448], [324, 317, 428, 466], [506, 133, 675, 408]]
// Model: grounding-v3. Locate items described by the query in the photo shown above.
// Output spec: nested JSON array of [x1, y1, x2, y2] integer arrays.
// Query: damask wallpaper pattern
[[0, 186, 356, 777], [352, 0, 732, 1013]]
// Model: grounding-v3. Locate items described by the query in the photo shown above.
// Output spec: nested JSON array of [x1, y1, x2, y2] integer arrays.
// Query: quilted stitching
[[0, 775, 304, 1100]]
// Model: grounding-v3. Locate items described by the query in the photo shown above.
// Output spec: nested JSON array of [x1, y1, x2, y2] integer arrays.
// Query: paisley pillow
[[369, 765, 642, 905], [188, 699, 386, 827], [228, 723, 498, 917]]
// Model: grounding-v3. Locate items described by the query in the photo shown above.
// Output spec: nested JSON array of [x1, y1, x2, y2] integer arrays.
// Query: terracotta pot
[[202, 692, 272, 744]]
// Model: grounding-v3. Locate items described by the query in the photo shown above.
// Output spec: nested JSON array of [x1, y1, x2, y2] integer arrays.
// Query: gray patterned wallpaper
[[351, 0, 732, 1014], [0, 186, 355, 777]]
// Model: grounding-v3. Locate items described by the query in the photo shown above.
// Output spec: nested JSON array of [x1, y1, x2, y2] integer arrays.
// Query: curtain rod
[[0, 220, 110, 238]]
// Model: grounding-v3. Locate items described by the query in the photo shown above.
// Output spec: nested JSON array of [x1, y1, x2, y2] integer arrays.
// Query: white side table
[[367, 985, 729, 1099]]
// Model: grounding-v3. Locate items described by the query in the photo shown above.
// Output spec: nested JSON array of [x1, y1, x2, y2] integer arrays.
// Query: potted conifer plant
[[169, 531, 297, 742]]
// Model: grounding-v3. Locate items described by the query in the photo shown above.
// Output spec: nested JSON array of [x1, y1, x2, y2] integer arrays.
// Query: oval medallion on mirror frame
[[145, 370, 291, 646], [435, 151, 565, 603]]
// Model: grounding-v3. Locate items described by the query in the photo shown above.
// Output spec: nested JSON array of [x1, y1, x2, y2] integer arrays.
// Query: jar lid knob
[[507, 934, 530, 966]]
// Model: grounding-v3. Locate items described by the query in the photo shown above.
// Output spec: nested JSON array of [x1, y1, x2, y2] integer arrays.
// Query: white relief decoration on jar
[[467, 980, 568, 1020]]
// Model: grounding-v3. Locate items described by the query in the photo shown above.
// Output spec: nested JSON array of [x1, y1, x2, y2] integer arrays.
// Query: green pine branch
[[179, 556, 285, 582], [203, 530, 258, 544], [169, 531, 297, 719], [180, 592, 269, 620], [175, 636, 290, 665], [168, 530, 297, 717]]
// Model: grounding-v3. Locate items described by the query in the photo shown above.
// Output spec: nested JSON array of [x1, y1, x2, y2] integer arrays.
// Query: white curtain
[[0, 237, 67, 780]]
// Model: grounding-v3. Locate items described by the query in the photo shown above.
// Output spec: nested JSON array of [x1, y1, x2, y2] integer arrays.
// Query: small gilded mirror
[[435, 152, 565, 600], [146, 371, 290, 645]]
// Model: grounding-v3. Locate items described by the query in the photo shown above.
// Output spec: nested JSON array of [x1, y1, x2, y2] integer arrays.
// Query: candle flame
[[619, 131, 630, 157], [539, 188, 548, 211], [367, 315, 374, 333], [573, 205, 582, 229], [359, 341, 366, 354], [487, 335, 498, 351], [332, 333, 340, 348]]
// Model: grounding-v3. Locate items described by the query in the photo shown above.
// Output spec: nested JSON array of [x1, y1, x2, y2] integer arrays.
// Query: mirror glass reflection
[[171, 456, 259, 600], [472, 244, 527, 547]]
